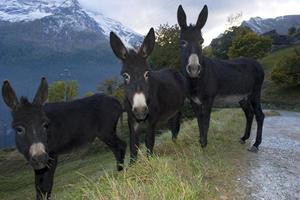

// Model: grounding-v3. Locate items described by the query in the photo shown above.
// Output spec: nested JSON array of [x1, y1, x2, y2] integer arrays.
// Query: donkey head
[[177, 5, 208, 78], [110, 28, 155, 121], [2, 78, 50, 170]]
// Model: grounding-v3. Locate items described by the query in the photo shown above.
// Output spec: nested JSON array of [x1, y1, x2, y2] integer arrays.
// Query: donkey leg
[[191, 99, 213, 148], [168, 112, 182, 142], [249, 100, 265, 152], [239, 99, 254, 144], [100, 133, 127, 171], [145, 123, 156, 157], [128, 117, 140, 165], [199, 100, 213, 148], [191, 101, 203, 146], [34, 154, 58, 200]]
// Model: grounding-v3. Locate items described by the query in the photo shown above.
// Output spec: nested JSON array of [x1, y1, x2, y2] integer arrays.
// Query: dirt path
[[237, 111, 300, 200]]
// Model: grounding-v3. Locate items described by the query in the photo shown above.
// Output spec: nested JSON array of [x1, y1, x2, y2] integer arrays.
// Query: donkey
[[177, 5, 265, 152], [2, 78, 127, 200], [110, 28, 186, 162]]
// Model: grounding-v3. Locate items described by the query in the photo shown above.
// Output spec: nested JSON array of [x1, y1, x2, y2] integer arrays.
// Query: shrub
[[270, 48, 300, 87], [210, 26, 253, 59], [150, 24, 180, 70], [288, 27, 297, 36], [228, 32, 272, 59], [48, 80, 79, 102], [97, 78, 124, 102]]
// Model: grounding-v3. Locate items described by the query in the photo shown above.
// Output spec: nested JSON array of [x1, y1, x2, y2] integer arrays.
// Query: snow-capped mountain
[[0, 0, 142, 47], [242, 15, 300, 35], [86, 10, 142, 47], [0, 0, 72, 22], [0, 0, 144, 144]]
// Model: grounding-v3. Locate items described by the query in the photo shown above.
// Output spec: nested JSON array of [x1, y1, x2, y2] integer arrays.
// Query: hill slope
[[260, 44, 300, 110]]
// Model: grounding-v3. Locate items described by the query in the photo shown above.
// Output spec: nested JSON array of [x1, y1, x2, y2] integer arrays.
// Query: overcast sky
[[79, 0, 300, 46]]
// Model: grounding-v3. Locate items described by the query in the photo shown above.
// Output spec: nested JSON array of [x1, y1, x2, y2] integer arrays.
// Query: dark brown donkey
[[110, 28, 186, 163], [2, 78, 126, 200], [177, 5, 265, 152]]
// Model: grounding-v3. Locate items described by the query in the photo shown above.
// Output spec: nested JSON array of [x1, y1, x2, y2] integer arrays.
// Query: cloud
[[78, 0, 300, 45]]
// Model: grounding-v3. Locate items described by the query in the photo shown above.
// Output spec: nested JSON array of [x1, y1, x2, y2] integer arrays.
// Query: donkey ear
[[110, 32, 128, 60], [33, 77, 48, 105], [2, 80, 19, 111], [196, 5, 208, 30], [139, 28, 155, 58], [177, 5, 187, 29]]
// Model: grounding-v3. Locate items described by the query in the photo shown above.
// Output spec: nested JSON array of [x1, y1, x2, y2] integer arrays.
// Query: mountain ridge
[[0, 0, 142, 47], [242, 15, 300, 35]]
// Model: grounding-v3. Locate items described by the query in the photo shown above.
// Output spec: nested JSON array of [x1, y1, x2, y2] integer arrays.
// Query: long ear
[[33, 77, 48, 105], [2, 80, 19, 110], [110, 32, 128, 60], [139, 28, 155, 58], [196, 5, 208, 30], [177, 5, 187, 29]]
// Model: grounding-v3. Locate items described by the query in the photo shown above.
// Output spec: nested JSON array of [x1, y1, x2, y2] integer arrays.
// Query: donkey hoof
[[240, 139, 246, 144], [129, 158, 136, 166], [248, 146, 259, 153], [200, 141, 207, 148], [117, 164, 124, 171], [172, 136, 177, 143]]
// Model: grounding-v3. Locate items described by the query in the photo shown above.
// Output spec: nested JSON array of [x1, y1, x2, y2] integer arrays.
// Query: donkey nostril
[[133, 106, 148, 114], [186, 65, 191, 74], [133, 107, 138, 114], [31, 154, 48, 163], [31, 156, 38, 162], [143, 106, 149, 113]]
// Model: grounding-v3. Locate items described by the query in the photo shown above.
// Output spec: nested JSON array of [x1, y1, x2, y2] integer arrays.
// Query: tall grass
[[65, 109, 248, 200]]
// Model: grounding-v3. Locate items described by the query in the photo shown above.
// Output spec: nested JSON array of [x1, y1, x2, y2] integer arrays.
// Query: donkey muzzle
[[30, 153, 49, 170], [132, 106, 149, 120], [186, 64, 201, 78], [29, 142, 49, 169]]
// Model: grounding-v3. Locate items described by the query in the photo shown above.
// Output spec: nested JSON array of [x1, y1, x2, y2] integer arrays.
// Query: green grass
[[0, 146, 117, 200], [67, 109, 251, 200], [0, 109, 250, 200], [260, 44, 300, 73], [259, 44, 300, 111]]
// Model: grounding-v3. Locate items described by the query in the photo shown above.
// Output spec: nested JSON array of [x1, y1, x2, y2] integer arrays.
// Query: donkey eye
[[180, 40, 188, 48], [15, 126, 25, 135], [144, 71, 150, 80], [122, 73, 130, 83], [199, 39, 204, 46], [42, 122, 49, 131]]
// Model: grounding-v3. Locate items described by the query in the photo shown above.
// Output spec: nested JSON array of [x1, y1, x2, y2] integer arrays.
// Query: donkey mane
[[188, 24, 201, 30], [128, 49, 138, 55], [19, 97, 32, 107], [122, 49, 151, 71], [126, 49, 141, 59]]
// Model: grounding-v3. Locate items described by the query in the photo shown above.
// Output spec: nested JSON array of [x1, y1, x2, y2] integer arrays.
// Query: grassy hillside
[[0, 109, 256, 200], [260, 44, 300, 111]]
